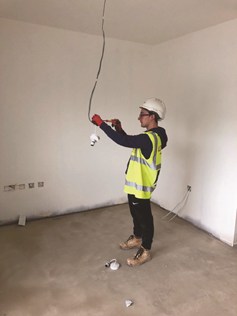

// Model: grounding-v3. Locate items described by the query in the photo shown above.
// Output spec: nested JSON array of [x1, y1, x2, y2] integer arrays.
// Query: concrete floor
[[0, 203, 237, 316]]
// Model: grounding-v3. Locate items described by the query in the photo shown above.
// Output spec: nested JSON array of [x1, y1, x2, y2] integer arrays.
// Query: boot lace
[[134, 247, 144, 259], [126, 235, 135, 242]]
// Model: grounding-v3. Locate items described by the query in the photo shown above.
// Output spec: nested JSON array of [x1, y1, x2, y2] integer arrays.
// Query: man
[[92, 98, 168, 266]]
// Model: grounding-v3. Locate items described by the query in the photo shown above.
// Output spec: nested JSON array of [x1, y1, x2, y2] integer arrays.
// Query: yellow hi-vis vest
[[124, 131, 162, 199]]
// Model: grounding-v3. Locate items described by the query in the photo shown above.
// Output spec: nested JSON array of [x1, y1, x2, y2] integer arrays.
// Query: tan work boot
[[119, 235, 142, 250], [127, 246, 151, 267]]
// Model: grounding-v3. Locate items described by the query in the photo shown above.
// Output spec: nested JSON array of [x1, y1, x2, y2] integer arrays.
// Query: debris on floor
[[18, 215, 26, 226], [125, 299, 133, 307], [105, 259, 120, 270]]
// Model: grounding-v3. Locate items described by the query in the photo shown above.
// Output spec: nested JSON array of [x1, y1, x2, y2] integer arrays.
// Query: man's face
[[138, 108, 151, 128]]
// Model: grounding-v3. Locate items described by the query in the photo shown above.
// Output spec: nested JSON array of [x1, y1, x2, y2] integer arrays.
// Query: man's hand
[[111, 119, 122, 132], [92, 114, 103, 127]]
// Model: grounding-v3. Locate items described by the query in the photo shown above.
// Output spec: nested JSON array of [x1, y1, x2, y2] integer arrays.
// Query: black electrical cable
[[88, 0, 107, 122]]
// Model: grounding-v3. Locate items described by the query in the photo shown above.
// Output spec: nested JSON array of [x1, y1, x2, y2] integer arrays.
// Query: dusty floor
[[0, 203, 237, 316]]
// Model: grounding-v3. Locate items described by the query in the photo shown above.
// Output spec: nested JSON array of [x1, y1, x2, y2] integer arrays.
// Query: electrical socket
[[15, 184, 25, 190], [4, 182, 43, 191], [4, 185, 16, 192], [187, 185, 192, 192]]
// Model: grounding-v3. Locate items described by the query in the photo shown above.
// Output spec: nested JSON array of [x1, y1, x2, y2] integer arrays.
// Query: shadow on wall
[[0, 198, 127, 227]]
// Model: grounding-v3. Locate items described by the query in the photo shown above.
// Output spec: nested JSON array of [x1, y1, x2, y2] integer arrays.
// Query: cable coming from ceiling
[[88, 0, 107, 122]]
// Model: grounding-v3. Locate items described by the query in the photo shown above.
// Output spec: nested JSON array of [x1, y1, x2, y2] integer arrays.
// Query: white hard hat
[[140, 97, 166, 120]]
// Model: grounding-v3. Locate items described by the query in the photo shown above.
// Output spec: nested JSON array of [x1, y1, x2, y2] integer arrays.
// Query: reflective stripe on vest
[[129, 155, 161, 171], [124, 180, 156, 193]]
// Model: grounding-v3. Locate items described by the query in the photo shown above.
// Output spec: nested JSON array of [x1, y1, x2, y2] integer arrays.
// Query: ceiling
[[1, 0, 237, 45]]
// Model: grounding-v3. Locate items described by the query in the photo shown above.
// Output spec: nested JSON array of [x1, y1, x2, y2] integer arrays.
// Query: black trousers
[[128, 194, 154, 250]]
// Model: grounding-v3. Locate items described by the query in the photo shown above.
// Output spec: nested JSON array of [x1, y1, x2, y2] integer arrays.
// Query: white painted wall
[[151, 19, 237, 246], [0, 18, 153, 223], [234, 211, 237, 245], [0, 18, 236, 246]]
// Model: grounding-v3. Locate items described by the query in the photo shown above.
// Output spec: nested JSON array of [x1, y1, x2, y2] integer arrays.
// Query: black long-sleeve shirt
[[100, 122, 168, 160]]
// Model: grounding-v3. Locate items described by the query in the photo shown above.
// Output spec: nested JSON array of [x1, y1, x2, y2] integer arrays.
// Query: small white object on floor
[[105, 259, 120, 270], [125, 299, 133, 307], [18, 215, 26, 226], [110, 260, 120, 270]]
